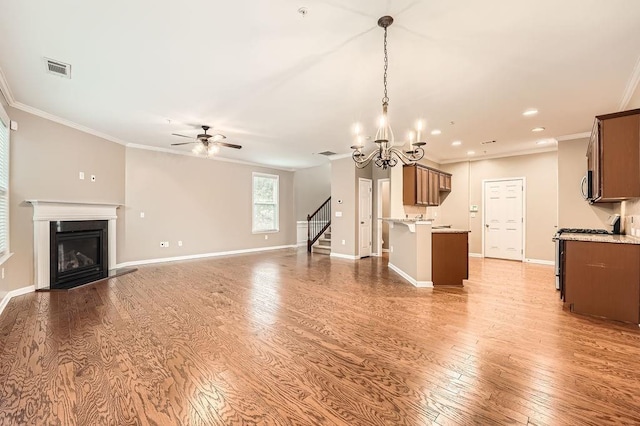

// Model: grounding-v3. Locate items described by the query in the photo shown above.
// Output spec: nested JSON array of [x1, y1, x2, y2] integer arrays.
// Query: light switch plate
[[79, 172, 85, 180]]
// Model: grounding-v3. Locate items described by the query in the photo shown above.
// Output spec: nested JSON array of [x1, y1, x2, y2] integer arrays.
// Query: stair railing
[[307, 197, 331, 252]]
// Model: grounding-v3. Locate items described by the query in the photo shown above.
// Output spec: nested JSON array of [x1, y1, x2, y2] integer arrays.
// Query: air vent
[[481, 140, 496, 145], [44, 58, 71, 78], [318, 151, 337, 156]]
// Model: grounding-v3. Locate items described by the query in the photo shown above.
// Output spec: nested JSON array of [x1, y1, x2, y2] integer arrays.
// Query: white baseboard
[[469, 253, 483, 258], [117, 244, 297, 268], [388, 263, 433, 288], [0, 285, 36, 318], [329, 253, 359, 260], [525, 258, 555, 266]]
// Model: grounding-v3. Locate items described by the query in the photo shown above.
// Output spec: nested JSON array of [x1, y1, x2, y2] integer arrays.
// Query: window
[[0, 104, 9, 261], [252, 173, 279, 233]]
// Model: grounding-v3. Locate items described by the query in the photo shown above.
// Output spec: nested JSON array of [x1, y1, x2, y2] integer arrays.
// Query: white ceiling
[[1, 0, 640, 169]]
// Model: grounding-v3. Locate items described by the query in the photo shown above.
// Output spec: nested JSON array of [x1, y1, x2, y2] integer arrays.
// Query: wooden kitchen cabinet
[[587, 108, 640, 203], [563, 240, 640, 323], [403, 164, 452, 206], [432, 232, 468, 286]]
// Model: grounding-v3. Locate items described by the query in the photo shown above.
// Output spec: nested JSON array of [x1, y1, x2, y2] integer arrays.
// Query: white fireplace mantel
[[26, 200, 120, 290]]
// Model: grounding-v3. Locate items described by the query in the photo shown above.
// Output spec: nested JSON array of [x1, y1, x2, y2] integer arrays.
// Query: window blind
[[0, 114, 9, 257]]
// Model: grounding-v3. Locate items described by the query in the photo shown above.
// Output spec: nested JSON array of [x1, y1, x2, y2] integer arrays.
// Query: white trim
[[388, 263, 433, 288], [556, 132, 591, 142], [252, 172, 280, 233], [126, 143, 296, 172], [11, 102, 129, 146], [376, 178, 390, 258], [382, 248, 390, 253], [524, 258, 554, 266], [619, 54, 640, 111], [0, 67, 15, 104], [0, 285, 36, 318], [358, 178, 373, 258], [0, 102, 10, 259], [0, 252, 14, 266], [329, 252, 359, 260], [481, 177, 526, 261], [439, 146, 557, 165], [469, 252, 483, 258], [117, 244, 297, 268]]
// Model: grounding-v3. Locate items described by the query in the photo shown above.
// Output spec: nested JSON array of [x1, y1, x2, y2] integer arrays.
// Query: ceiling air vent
[[481, 140, 496, 145], [318, 151, 337, 156], [44, 58, 71, 78]]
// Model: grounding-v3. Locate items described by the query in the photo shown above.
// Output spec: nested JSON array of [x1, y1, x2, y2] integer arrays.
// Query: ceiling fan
[[171, 125, 242, 155]]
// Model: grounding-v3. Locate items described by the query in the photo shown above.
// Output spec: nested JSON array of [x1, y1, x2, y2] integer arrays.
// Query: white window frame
[[0, 102, 11, 265], [252, 172, 279, 234]]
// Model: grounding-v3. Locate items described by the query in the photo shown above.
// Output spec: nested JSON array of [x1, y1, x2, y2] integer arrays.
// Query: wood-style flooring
[[1, 249, 640, 425]]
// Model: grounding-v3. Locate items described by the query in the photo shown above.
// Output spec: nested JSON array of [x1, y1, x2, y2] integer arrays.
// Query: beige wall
[[557, 137, 618, 229], [388, 222, 432, 283], [294, 163, 330, 221], [121, 147, 295, 263], [3, 107, 126, 292], [627, 83, 640, 109], [439, 151, 558, 261]]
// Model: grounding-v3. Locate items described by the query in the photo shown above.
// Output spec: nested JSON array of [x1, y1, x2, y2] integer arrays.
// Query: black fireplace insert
[[50, 220, 108, 289]]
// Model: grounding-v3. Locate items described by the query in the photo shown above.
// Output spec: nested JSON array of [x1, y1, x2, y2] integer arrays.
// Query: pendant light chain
[[382, 26, 389, 104]]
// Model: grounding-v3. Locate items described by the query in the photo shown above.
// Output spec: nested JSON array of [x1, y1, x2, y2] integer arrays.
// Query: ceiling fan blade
[[218, 142, 242, 150], [171, 133, 194, 139], [170, 142, 196, 146], [211, 134, 227, 141]]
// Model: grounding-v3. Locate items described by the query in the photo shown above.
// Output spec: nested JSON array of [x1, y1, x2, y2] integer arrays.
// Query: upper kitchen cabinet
[[403, 164, 452, 206], [586, 108, 640, 203]]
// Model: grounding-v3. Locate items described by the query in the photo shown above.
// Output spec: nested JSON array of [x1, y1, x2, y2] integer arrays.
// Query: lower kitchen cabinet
[[431, 232, 468, 286], [563, 240, 640, 323]]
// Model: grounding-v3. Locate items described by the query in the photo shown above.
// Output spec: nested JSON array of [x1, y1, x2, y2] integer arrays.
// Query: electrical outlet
[[264, 235, 268, 240], [178, 240, 183, 247], [390, 246, 394, 253], [140, 212, 145, 218], [165, 241, 169, 247], [90, 175, 96, 182], [341, 239, 346, 245], [79, 171, 85, 180]]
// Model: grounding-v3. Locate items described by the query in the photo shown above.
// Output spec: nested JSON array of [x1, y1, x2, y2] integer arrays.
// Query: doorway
[[483, 178, 525, 261], [359, 178, 372, 258], [376, 179, 390, 256]]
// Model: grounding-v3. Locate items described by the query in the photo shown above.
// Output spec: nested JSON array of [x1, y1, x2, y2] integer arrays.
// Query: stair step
[[312, 245, 331, 255], [324, 232, 331, 239], [318, 238, 331, 246]]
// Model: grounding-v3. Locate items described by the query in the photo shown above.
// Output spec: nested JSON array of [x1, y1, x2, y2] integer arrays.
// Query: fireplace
[[27, 201, 119, 291], [50, 220, 108, 289]]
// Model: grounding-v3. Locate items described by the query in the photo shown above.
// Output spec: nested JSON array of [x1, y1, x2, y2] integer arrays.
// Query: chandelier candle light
[[351, 16, 426, 169]]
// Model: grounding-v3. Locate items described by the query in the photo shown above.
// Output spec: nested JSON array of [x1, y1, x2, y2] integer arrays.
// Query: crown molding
[[439, 146, 558, 164], [10, 102, 129, 146], [126, 143, 296, 172], [555, 131, 591, 142], [0, 67, 15, 105], [619, 55, 640, 111]]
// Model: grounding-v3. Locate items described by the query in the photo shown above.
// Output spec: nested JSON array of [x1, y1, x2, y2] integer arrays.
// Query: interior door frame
[[375, 178, 390, 257], [481, 177, 526, 261], [358, 178, 373, 259]]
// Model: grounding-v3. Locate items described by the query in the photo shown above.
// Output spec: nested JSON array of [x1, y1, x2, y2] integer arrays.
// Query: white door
[[359, 178, 372, 258], [484, 179, 524, 261]]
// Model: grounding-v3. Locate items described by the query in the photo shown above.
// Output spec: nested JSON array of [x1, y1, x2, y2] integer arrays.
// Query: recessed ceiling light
[[431, 129, 442, 135], [467, 150, 475, 155], [451, 141, 462, 146], [532, 127, 546, 132], [523, 109, 538, 117]]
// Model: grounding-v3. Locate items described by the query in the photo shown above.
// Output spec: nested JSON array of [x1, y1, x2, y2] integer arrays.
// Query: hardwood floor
[[1, 249, 640, 425]]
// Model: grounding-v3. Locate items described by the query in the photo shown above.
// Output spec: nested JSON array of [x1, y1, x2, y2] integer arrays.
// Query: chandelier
[[351, 16, 426, 169]]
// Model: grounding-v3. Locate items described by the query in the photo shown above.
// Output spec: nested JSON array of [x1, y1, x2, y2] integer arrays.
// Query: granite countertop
[[432, 228, 470, 234], [558, 233, 640, 245]]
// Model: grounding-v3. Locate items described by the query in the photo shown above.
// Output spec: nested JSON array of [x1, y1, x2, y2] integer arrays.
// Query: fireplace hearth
[[50, 220, 108, 289]]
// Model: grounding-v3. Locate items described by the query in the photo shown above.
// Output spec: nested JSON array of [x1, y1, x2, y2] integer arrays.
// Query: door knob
[[361, 221, 365, 224], [485, 224, 489, 228]]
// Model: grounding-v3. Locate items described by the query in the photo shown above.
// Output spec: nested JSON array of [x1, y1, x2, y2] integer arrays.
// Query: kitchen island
[[384, 219, 469, 287]]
